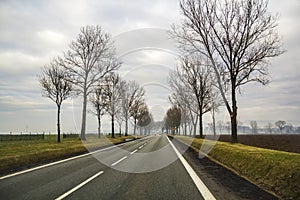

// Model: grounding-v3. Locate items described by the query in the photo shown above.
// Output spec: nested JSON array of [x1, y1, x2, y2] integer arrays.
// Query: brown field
[[218, 134, 300, 153]]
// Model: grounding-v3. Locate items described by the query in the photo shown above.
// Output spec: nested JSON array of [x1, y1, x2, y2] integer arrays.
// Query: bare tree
[[265, 122, 273, 134], [90, 84, 107, 138], [275, 120, 286, 134], [40, 59, 72, 142], [169, 56, 216, 138], [164, 105, 181, 135], [169, 70, 200, 136], [61, 25, 120, 140], [130, 99, 147, 135], [169, 94, 191, 136], [115, 111, 124, 137], [137, 108, 153, 135], [250, 120, 258, 134], [103, 73, 122, 138], [173, 0, 284, 142], [120, 80, 145, 136]]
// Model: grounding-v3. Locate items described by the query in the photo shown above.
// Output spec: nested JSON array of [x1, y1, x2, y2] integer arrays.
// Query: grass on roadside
[[174, 136, 300, 200], [0, 135, 136, 174]]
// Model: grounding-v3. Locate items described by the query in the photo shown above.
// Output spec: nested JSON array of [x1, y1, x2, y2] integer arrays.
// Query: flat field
[[218, 134, 300, 153]]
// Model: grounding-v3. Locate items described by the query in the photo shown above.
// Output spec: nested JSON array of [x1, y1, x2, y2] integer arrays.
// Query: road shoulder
[[171, 137, 278, 200]]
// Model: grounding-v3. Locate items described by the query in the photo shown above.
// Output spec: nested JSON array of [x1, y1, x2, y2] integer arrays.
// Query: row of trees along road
[[40, 25, 147, 142], [89, 73, 146, 138], [168, 56, 222, 137], [171, 0, 284, 142]]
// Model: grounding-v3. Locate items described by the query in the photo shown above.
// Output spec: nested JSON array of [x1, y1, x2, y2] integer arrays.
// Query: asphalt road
[[0, 135, 277, 200], [0, 135, 207, 200]]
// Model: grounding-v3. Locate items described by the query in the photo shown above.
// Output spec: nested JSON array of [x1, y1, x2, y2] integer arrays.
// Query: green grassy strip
[[175, 136, 300, 200], [0, 135, 136, 173]]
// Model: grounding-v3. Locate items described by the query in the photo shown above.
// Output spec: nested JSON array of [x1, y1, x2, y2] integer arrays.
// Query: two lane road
[[0, 135, 213, 200]]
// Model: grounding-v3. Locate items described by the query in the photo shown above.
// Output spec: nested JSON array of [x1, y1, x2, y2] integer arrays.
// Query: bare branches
[[59, 25, 120, 139], [168, 55, 220, 137], [173, 0, 284, 142], [39, 59, 72, 142], [120, 80, 145, 136], [40, 59, 72, 107]]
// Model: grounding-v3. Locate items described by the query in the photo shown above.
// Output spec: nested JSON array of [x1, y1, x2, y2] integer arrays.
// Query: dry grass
[[0, 135, 135, 173], [175, 136, 300, 200]]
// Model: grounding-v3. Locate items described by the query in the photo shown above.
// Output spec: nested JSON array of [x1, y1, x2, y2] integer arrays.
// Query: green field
[[175, 136, 300, 200], [0, 135, 136, 174]]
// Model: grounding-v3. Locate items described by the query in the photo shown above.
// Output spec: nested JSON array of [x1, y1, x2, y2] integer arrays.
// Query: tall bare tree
[[137, 108, 153, 135], [90, 84, 107, 138], [169, 71, 199, 136], [130, 99, 147, 135], [61, 25, 120, 140], [169, 56, 216, 137], [103, 73, 122, 138], [40, 59, 72, 142], [173, 0, 284, 142], [180, 56, 215, 138], [120, 80, 145, 136]]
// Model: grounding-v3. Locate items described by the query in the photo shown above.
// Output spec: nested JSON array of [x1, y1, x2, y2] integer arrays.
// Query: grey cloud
[[0, 0, 299, 132]]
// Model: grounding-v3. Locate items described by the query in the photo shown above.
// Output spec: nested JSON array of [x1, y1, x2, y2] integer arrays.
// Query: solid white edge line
[[166, 136, 216, 200], [55, 171, 104, 200], [111, 156, 127, 166], [0, 143, 125, 180], [130, 149, 138, 155]]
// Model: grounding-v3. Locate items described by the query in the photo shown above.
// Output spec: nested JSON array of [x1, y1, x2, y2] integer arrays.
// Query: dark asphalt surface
[[0, 135, 278, 200], [0, 135, 203, 200]]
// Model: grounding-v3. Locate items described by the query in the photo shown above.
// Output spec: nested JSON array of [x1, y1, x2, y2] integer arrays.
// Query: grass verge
[[0, 135, 136, 175], [174, 136, 300, 200]]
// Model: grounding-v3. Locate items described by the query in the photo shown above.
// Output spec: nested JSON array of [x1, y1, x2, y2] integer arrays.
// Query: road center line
[[111, 156, 128, 166], [138, 145, 143, 149], [130, 149, 138, 155], [55, 171, 104, 200], [166, 136, 216, 200]]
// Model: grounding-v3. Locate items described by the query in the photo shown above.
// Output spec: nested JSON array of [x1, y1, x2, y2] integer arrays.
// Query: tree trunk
[[231, 84, 238, 143], [57, 104, 61, 143], [134, 118, 137, 135], [97, 115, 101, 138], [125, 115, 128, 136], [80, 89, 87, 140], [193, 116, 198, 136], [212, 108, 216, 137], [199, 113, 203, 138], [111, 114, 115, 138]]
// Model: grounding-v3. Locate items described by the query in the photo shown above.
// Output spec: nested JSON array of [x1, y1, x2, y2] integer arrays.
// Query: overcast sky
[[0, 0, 299, 133]]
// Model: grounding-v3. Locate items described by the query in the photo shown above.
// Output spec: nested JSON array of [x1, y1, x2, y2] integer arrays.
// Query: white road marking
[[138, 145, 143, 149], [130, 149, 138, 155], [55, 171, 104, 200], [0, 143, 125, 180], [111, 156, 128, 166], [166, 136, 216, 200]]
